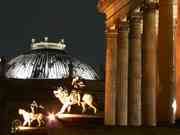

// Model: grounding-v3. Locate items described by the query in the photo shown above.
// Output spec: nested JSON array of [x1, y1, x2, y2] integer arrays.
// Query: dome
[[5, 38, 99, 80]]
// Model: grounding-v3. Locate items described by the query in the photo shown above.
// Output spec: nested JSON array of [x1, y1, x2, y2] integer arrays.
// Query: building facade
[[97, 0, 177, 126], [0, 1, 179, 134]]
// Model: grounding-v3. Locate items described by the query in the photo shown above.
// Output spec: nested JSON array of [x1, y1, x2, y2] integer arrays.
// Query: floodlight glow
[[17, 126, 32, 130], [172, 99, 177, 114], [48, 113, 56, 121]]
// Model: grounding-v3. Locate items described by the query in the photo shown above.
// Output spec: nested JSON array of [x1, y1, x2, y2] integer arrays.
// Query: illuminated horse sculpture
[[53, 87, 97, 114], [18, 109, 44, 127]]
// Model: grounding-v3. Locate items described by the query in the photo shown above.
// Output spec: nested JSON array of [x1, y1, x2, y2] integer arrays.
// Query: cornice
[[97, 0, 111, 13], [97, 0, 143, 27]]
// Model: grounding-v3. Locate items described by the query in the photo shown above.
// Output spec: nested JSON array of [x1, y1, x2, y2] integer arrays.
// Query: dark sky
[[0, 0, 105, 64]]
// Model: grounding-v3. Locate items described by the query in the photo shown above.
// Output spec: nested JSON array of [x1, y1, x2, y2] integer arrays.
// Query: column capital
[[130, 12, 142, 24], [106, 18, 129, 34], [105, 28, 118, 39], [142, 2, 159, 12], [105, 20, 122, 38], [129, 10, 142, 39], [119, 21, 129, 32]]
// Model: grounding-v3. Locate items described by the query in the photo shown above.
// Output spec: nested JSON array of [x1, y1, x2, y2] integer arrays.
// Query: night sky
[[0, 0, 105, 64]]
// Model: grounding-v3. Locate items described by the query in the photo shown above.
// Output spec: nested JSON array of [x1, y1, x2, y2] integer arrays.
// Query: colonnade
[[104, 0, 176, 126]]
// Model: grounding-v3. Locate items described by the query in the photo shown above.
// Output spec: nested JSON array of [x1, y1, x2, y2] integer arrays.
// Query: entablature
[[97, 0, 143, 27]]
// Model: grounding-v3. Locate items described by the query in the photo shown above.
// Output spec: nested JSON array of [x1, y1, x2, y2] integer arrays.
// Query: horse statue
[[18, 108, 45, 127], [53, 87, 97, 114]]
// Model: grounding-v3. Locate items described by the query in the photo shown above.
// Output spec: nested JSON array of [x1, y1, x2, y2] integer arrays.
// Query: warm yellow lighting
[[48, 113, 56, 121], [13, 101, 45, 132], [121, 16, 127, 22], [16, 126, 44, 131], [53, 84, 97, 114], [109, 24, 116, 30], [18, 108, 44, 127], [172, 99, 177, 114], [56, 113, 101, 119], [17, 126, 32, 130], [173, 0, 177, 20]]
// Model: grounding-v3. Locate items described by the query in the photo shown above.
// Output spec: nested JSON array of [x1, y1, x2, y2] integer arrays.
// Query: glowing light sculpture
[[18, 108, 45, 127], [53, 77, 97, 114], [13, 100, 45, 131], [53, 87, 97, 114]]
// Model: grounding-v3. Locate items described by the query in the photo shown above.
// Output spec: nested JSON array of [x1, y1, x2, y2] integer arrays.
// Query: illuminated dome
[[5, 38, 99, 80]]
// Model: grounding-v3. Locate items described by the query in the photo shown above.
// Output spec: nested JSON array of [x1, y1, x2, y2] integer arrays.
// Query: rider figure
[[69, 90, 81, 106], [71, 76, 86, 106], [30, 100, 38, 114], [72, 76, 85, 90], [30, 100, 44, 114]]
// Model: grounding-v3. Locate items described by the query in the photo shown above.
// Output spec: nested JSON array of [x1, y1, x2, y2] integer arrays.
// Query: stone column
[[142, 0, 158, 126], [158, 0, 176, 124], [116, 19, 129, 126], [176, 0, 180, 119], [104, 26, 118, 125], [128, 10, 142, 126]]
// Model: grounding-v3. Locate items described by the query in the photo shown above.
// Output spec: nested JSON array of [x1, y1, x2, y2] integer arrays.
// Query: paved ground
[[48, 126, 180, 135], [10, 126, 180, 135], [6, 119, 180, 135]]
